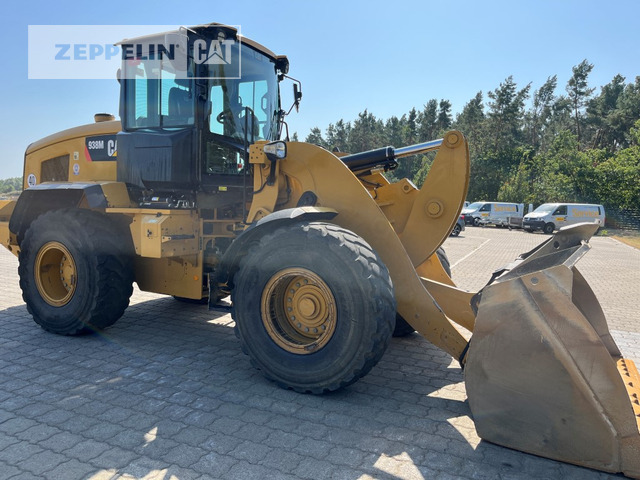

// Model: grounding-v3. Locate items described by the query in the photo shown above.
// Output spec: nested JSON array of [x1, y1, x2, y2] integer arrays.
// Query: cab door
[[479, 203, 492, 223], [552, 205, 568, 226]]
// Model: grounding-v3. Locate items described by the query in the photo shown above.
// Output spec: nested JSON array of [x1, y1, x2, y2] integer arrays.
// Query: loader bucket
[[465, 223, 640, 478]]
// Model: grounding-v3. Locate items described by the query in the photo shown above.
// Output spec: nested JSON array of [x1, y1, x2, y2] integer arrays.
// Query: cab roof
[[117, 23, 287, 66]]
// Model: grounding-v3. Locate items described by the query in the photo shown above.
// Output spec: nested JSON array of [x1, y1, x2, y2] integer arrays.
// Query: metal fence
[[605, 206, 640, 231]]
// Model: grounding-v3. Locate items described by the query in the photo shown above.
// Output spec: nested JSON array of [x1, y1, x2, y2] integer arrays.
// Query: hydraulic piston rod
[[341, 138, 444, 173]]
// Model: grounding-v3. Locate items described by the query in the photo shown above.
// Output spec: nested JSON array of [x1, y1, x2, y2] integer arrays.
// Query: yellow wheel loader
[[1, 23, 639, 477]]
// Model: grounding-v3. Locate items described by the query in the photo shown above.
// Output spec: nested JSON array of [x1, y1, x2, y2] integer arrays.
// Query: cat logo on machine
[[85, 135, 117, 162]]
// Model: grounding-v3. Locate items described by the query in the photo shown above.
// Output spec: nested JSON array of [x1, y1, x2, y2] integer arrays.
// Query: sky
[[1, 0, 639, 179]]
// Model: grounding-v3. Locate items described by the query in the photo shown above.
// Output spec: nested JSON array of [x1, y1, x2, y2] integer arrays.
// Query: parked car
[[461, 201, 525, 227], [451, 216, 465, 236], [523, 203, 605, 234]]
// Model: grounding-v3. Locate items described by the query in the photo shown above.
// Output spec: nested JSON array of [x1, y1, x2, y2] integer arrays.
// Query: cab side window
[[479, 204, 491, 212], [124, 56, 193, 130], [553, 206, 567, 215]]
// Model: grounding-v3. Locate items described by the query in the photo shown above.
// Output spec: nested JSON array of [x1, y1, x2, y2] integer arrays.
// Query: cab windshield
[[121, 40, 280, 140], [533, 204, 557, 214], [466, 202, 485, 210], [208, 44, 280, 142]]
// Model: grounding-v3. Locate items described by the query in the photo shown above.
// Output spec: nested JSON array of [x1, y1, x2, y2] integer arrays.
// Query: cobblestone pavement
[[0, 226, 637, 479]]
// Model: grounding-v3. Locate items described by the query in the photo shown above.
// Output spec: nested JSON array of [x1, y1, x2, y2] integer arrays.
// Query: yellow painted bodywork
[[105, 208, 205, 299], [24, 120, 120, 189], [100, 182, 134, 208], [124, 210, 201, 259], [0, 200, 17, 256], [618, 358, 640, 432], [134, 254, 204, 299]]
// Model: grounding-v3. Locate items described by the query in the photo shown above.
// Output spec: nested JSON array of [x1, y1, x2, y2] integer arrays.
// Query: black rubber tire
[[231, 221, 396, 393], [472, 217, 481, 227], [451, 223, 462, 237], [393, 247, 451, 337], [543, 222, 555, 234], [18, 209, 134, 335], [437, 247, 452, 275]]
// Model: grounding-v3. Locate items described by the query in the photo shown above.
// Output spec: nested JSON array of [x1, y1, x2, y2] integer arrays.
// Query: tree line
[[300, 60, 640, 219], [0, 178, 21, 196], [3, 62, 639, 226]]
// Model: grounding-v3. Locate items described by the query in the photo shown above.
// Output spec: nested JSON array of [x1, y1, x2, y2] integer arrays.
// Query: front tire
[[543, 222, 555, 234], [231, 222, 396, 393], [18, 209, 134, 335]]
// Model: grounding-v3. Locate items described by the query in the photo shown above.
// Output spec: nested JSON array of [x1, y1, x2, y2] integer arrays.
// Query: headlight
[[264, 141, 287, 160]]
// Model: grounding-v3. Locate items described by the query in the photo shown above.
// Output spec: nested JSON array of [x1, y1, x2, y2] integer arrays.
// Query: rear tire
[[232, 221, 396, 393], [18, 209, 134, 335], [451, 223, 462, 237], [393, 247, 450, 337]]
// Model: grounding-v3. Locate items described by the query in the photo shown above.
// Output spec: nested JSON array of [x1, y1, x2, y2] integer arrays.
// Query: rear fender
[[8, 182, 131, 245]]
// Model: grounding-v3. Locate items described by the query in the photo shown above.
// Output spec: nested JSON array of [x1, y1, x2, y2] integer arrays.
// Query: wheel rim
[[34, 241, 77, 307], [261, 268, 337, 354]]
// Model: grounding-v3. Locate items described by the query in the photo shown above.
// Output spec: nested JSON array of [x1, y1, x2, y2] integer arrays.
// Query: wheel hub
[[261, 268, 337, 354], [34, 242, 77, 307]]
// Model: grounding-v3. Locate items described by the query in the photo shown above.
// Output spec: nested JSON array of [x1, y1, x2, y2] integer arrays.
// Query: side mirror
[[281, 75, 303, 116], [293, 84, 302, 112]]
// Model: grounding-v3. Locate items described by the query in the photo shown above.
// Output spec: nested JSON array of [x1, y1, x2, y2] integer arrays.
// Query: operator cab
[[116, 24, 290, 207]]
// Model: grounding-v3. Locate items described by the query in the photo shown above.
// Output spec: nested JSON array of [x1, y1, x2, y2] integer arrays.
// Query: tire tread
[[232, 221, 395, 393]]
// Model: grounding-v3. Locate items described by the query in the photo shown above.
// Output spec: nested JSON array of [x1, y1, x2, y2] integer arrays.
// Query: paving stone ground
[[0, 226, 637, 480]]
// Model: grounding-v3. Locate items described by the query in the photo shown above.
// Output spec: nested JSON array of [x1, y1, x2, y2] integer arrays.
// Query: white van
[[523, 203, 605, 234], [461, 202, 525, 227]]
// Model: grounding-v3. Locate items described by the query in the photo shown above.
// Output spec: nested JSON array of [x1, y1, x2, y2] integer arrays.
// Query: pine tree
[[566, 59, 595, 148]]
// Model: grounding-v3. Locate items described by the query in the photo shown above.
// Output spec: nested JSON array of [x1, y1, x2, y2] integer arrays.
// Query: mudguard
[[212, 206, 338, 290], [8, 182, 131, 244]]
